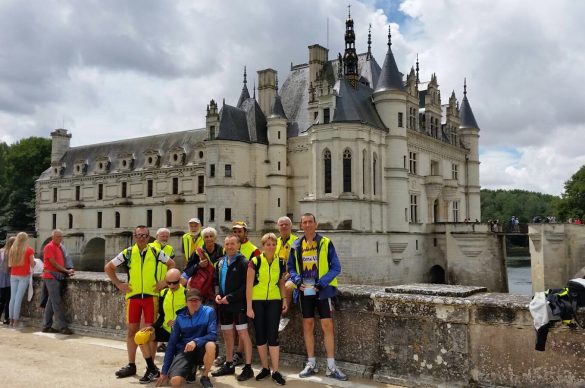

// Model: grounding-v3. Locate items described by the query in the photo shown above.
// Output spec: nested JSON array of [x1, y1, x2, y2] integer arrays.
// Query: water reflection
[[507, 256, 531, 295]]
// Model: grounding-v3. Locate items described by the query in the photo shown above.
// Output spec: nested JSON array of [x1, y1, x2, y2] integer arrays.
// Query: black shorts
[[299, 294, 334, 319], [154, 327, 170, 343], [218, 308, 248, 330], [168, 347, 206, 378]]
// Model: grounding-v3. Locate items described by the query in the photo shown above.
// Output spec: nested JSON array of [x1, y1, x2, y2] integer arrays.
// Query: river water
[[506, 256, 532, 295]]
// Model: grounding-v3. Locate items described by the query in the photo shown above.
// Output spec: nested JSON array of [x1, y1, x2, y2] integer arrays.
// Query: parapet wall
[[21, 274, 585, 387]]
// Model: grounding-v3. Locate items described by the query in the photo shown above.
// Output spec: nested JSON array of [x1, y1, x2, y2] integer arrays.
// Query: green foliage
[[0, 137, 51, 231], [554, 165, 585, 221], [481, 189, 559, 224]]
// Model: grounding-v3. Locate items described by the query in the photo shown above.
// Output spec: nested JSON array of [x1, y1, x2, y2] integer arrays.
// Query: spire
[[416, 53, 420, 85], [343, 7, 359, 87], [270, 75, 287, 119], [237, 65, 250, 108], [459, 78, 479, 129], [366, 24, 372, 60], [375, 25, 405, 92], [253, 79, 256, 100]]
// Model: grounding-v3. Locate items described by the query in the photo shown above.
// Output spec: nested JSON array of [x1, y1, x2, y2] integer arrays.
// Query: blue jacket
[[161, 305, 217, 375], [287, 233, 341, 300]]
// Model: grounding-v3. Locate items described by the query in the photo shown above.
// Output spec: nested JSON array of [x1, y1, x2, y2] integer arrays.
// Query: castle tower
[[372, 26, 409, 232], [205, 99, 219, 140], [343, 8, 359, 87], [458, 79, 481, 221], [257, 68, 277, 117], [50, 128, 71, 165], [266, 75, 288, 225]]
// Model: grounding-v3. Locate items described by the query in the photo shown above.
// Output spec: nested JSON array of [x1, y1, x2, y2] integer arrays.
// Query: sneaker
[[139, 368, 160, 384], [200, 376, 213, 388], [115, 363, 137, 378], [232, 352, 244, 366], [236, 365, 254, 382], [271, 371, 286, 385], [157, 343, 167, 352], [41, 327, 58, 333], [213, 356, 225, 367], [299, 362, 317, 378], [325, 366, 348, 381], [59, 327, 74, 335], [186, 371, 196, 384], [211, 363, 234, 377], [255, 367, 271, 381]]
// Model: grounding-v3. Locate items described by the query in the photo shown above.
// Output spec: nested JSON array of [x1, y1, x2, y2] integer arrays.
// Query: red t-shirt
[[43, 241, 65, 279], [10, 246, 34, 276]]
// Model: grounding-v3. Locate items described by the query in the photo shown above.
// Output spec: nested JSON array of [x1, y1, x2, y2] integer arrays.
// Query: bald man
[[136, 268, 187, 384]]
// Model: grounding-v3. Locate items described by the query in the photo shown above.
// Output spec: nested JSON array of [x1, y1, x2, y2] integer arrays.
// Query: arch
[[81, 237, 106, 272], [362, 149, 366, 195], [115, 211, 121, 228], [39, 237, 52, 259], [429, 265, 446, 284], [433, 199, 439, 223], [323, 148, 332, 194], [343, 148, 352, 193]]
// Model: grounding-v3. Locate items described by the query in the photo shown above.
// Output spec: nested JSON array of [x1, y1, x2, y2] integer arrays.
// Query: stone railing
[[20, 274, 585, 387]]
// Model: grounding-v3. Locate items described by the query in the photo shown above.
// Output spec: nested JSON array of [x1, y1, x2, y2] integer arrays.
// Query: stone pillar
[[257, 69, 277, 117]]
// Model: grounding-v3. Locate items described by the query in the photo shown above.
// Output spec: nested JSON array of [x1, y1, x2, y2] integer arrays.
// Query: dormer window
[[169, 147, 186, 166], [74, 160, 88, 176], [118, 152, 135, 171], [95, 156, 110, 174], [144, 149, 160, 169], [52, 163, 65, 178]]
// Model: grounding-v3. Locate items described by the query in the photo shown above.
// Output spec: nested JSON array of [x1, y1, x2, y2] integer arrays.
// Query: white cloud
[[0, 0, 582, 195]]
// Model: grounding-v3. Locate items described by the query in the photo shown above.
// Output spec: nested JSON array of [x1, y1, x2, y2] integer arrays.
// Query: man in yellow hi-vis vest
[[182, 217, 204, 267]]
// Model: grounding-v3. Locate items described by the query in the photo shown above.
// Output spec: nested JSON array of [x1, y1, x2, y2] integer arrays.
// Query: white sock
[[308, 357, 316, 366], [327, 358, 335, 369]]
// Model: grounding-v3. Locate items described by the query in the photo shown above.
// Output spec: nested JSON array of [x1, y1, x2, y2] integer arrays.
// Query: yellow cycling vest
[[123, 244, 161, 300], [240, 240, 259, 259], [251, 254, 282, 301], [162, 285, 186, 333], [182, 233, 204, 263], [293, 236, 338, 288], [276, 234, 298, 266], [150, 242, 175, 294]]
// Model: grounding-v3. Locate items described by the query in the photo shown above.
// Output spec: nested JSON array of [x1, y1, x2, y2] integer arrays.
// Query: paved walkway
[[0, 325, 401, 388]]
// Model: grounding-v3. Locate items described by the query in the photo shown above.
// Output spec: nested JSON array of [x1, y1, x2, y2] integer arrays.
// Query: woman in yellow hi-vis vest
[[245, 233, 287, 385]]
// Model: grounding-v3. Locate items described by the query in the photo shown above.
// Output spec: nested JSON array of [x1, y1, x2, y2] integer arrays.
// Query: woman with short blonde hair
[[8, 232, 35, 327]]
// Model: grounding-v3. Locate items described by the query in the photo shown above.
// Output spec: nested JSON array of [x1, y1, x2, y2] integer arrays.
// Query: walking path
[[0, 325, 401, 388]]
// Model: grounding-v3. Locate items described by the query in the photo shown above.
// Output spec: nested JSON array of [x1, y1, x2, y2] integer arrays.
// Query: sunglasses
[[167, 280, 180, 285], [135, 233, 149, 238]]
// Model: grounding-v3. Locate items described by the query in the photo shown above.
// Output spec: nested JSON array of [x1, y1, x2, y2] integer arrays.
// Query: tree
[[481, 189, 559, 225], [0, 137, 51, 230], [555, 165, 585, 221]]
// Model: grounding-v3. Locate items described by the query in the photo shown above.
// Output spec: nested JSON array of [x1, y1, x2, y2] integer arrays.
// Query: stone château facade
[[35, 13, 494, 288]]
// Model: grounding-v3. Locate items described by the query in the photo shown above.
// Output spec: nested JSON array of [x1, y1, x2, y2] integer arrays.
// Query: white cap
[[188, 217, 201, 224]]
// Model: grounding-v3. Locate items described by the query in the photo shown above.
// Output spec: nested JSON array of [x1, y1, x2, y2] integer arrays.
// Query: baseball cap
[[188, 217, 201, 224], [232, 221, 247, 230], [186, 288, 202, 301]]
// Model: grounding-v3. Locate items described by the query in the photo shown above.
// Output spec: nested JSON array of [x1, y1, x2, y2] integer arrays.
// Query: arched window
[[68, 213, 73, 229], [373, 153, 377, 195], [362, 150, 366, 194], [324, 149, 332, 194], [166, 209, 173, 227], [115, 211, 121, 228], [343, 148, 352, 193]]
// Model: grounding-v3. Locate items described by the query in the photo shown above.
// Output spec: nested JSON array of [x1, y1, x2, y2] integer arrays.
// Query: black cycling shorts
[[299, 294, 333, 319], [168, 346, 206, 378]]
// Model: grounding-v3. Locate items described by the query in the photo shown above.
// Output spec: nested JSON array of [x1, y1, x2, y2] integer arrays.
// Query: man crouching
[[157, 288, 217, 388]]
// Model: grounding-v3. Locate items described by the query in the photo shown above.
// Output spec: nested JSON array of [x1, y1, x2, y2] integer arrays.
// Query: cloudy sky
[[0, 0, 583, 195]]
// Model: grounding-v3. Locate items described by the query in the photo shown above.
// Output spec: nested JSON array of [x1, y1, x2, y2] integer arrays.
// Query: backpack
[[188, 262, 215, 301]]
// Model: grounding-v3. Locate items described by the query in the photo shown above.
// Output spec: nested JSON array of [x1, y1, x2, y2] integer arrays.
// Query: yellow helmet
[[134, 327, 154, 345]]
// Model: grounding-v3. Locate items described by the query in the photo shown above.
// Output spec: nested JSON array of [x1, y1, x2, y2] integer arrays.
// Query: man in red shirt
[[42, 229, 74, 334]]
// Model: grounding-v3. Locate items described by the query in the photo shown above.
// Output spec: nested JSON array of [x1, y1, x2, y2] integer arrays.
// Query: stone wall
[[21, 275, 584, 387]]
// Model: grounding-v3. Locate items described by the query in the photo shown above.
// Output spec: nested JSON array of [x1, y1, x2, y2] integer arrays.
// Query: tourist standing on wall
[[8, 232, 35, 328], [287, 213, 348, 381], [211, 235, 254, 381], [246, 233, 288, 385], [41, 229, 74, 334], [151, 228, 176, 293], [182, 218, 204, 268], [105, 225, 175, 379], [0, 237, 15, 325], [135, 268, 186, 384]]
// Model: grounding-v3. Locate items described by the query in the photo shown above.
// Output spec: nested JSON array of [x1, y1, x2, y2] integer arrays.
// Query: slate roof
[[459, 93, 479, 129], [375, 45, 405, 92], [269, 94, 287, 119], [39, 129, 207, 180], [216, 97, 268, 144], [332, 78, 386, 130]]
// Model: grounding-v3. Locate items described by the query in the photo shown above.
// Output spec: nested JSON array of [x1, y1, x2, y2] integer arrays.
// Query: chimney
[[308, 44, 328, 86], [257, 68, 277, 117], [50, 128, 71, 164]]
